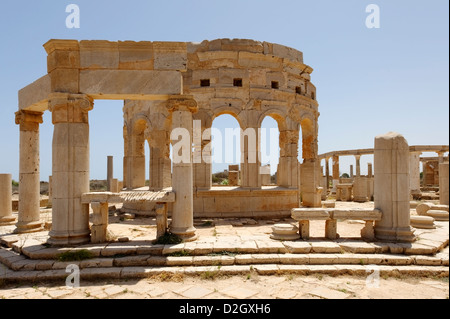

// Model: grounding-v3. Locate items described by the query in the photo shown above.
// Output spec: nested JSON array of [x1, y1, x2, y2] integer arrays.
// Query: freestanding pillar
[[374, 132, 415, 242], [409, 151, 422, 198], [439, 162, 449, 205], [107, 156, 113, 191], [0, 174, 15, 225], [48, 93, 93, 245], [355, 155, 361, 177], [331, 155, 339, 193], [167, 96, 198, 242], [325, 157, 330, 190], [15, 110, 44, 233]]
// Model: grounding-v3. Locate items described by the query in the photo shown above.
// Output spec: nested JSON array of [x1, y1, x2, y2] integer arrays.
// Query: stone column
[[409, 151, 422, 197], [355, 155, 361, 177], [15, 110, 44, 233], [332, 155, 339, 193], [167, 96, 198, 242], [48, 176, 53, 208], [325, 157, 330, 190], [48, 93, 93, 245], [278, 130, 299, 188], [350, 165, 354, 178], [107, 156, 113, 191], [437, 151, 445, 164], [0, 174, 15, 225], [439, 162, 449, 205], [148, 130, 172, 190], [241, 126, 261, 189], [368, 163, 373, 178], [374, 132, 415, 242]]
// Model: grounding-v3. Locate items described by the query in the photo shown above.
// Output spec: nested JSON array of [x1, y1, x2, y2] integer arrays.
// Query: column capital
[[354, 154, 361, 160], [167, 95, 198, 113], [48, 93, 93, 124], [15, 110, 43, 131]]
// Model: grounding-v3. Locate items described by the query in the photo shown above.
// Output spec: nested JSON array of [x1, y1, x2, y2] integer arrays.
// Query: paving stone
[[176, 285, 214, 299], [136, 244, 164, 255], [0, 235, 19, 248], [253, 264, 280, 275], [273, 289, 301, 299], [338, 241, 377, 253], [236, 241, 259, 253], [282, 241, 312, 253], [250, 254, 279, 264], [414, 256, 442, 266], [308, 287, 349, 299], [35, 269, 68, 281], [35, 260, 56, 270], [309, 254, 340, 265], [402, 243, 437, 255], [9, 259, 37, 271], [279, 254, 308, 265], [147, 286, 169, 298], [310, 242, 342, 253], [46, 288, 76, 299], [166, 256, 193, 266], [104, 285, 127, 297], [255, 240, 287, 253], [114, 255, 149, 267], [212, 241, 239, 253], [80, 267, 122, 280], [80, 258, 114, 268], [147, 256, 168, 266], [222, 286, 258, 299], [162, 243, 185, 255], [193, 242, 214, 255], [101, 243, 137, 257]]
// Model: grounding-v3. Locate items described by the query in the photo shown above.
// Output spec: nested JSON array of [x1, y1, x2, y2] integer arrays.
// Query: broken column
[[409, 151, 422, 198], [167, 95, 198, 242], [374, 132, 415, 242], [15, 110, 44, 233], [439, 162, 449, 205], [355, 155, 361, 177], [0, 174, 15, 225], [332, 155, 339, 193], [107, 156, 113, 191], [48, 93, 93, 245]]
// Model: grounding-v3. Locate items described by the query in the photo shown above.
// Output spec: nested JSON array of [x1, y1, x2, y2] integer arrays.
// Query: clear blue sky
[[0, 0, 448, 181]]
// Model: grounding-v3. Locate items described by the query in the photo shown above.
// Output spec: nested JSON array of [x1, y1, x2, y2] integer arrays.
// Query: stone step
[[6, 237, 448, 261], [1, 264, 448, 284], [1, 247, 448, 271]]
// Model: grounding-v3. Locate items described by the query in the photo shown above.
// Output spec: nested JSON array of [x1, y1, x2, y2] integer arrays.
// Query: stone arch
[[212, 106, 245, 129]]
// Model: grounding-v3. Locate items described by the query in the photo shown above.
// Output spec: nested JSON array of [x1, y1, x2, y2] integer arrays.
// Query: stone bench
[[291, 208, 382, 241], [81, 191, 175, 243]]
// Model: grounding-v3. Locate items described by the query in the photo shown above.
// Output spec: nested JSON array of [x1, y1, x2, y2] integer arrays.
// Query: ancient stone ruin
[[0, 39, 448, 283]]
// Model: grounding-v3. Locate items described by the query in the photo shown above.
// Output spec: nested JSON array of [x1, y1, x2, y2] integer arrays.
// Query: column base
[[170, 226, 198, 242], [14, 221, 44, 234], [48, 229, 91, 246], [375, 226, 416, 243], [0, 216, 16, 226]]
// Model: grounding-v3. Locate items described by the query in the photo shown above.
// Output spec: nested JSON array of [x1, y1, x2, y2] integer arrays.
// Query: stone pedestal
[[15, 110, 44, 233], [0, 174, 15, 225], [228, 165, 240, 186], [374, 132, 415, 242], [353, 176, 368, 202], [168, 96, 198, 242], [48, 93, 93, 246], [336, 184, 353, 201], [300, 160, 322, 207], [439, 162, 449, 205], [156, 204, 168, 239], [270, 224, 300, 241], [91, 201, 108, 244]]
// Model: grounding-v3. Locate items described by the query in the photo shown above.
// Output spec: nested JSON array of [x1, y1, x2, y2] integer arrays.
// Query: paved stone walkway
[[1, 273, 448, 299]]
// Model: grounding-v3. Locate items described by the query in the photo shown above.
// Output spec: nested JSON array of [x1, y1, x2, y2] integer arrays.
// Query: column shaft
[[15, 111, 43, 233], [168, 96, 198, 242], [48, 93, 93, 245]]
